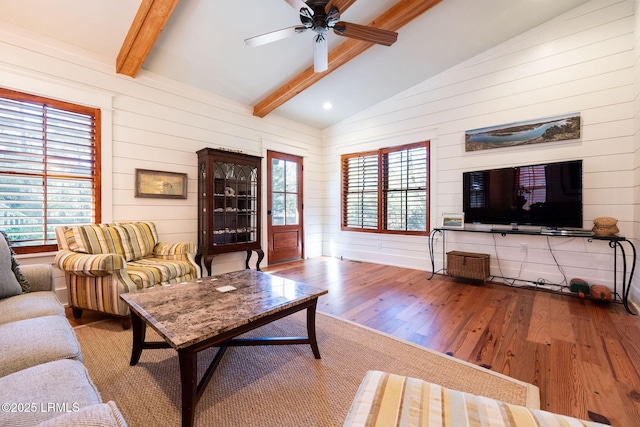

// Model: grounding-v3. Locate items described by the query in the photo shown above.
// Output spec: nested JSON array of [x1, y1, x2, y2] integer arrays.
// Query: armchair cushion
[[62, 222, 157, 262], [127, 258, 196, 289]]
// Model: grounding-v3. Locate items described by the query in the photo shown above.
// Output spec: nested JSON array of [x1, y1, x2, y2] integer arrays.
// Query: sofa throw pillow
[[0, 232, 24, 299], [0, 231, 30, 294]]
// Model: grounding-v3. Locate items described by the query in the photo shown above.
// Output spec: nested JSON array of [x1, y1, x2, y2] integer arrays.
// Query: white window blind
[[0, 89, 100, 252]]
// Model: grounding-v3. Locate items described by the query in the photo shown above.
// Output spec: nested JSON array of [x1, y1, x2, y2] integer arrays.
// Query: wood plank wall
[[0, 20, 325, 303], [632, 0, 640, 306], [323, 0, 639, 305]]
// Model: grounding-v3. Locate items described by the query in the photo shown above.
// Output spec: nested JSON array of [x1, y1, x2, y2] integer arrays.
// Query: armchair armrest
[[153, 242, 196, 258], [54, 250, 127, 276], [20, 264, 55, 293]]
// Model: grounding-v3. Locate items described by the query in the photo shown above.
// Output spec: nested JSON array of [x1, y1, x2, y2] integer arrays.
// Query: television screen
[[463, 160, 583, 228]]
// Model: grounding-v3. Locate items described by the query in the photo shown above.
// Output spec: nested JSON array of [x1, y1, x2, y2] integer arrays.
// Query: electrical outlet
[[519, 243, 528, 252]]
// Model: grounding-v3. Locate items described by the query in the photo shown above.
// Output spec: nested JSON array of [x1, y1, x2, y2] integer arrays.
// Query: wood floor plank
[[579, 360, 630, 426], [446, 303, 497, 361], [527, 292, 553, 345], [468, 292, 517, 367], [68, 256, 640, 426], [548, 294, 577, 343], [263, 257, 640, 425], [549, 339, 589, 418]]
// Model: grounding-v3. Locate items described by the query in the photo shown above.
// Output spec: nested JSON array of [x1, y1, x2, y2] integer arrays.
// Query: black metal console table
[[428, 227, 636, 315]]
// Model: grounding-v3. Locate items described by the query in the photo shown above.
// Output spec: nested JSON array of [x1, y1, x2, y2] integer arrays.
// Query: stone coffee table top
[[121, 269, 327, 349]]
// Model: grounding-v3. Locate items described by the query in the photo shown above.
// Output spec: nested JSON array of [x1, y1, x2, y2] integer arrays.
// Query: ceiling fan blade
[[333, 21, 398, 46], [313, 35, 328, 73], [284, 0, 314, 15], [326, 0, 357, 14], [245, 26, 307, 47]]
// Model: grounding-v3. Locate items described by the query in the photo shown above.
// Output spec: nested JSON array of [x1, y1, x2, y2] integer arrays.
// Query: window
[[0, 88, 101, 254], [467, 171, 486, 208], [516, 165, 546, 210], [341, 141, 429, 235]]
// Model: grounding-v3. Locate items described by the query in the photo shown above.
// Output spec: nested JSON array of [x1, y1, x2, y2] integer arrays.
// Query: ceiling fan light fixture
[[313, 34, 328, 72]]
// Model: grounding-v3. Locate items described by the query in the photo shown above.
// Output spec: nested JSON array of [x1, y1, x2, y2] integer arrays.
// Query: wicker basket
[[446, 251, 490, 282], [592, 216, 619, 236]]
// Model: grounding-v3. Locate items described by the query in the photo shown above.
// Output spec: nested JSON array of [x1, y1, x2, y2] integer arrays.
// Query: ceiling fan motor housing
[[301, 0, 340, 35]]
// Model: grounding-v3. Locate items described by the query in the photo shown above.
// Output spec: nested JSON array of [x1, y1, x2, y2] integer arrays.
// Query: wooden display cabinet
[[196, 148, 263, 275]]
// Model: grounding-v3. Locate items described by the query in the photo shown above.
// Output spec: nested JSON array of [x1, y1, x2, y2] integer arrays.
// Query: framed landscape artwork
[[441, 212, 465, 229], [135, 169, 188, 199], [465, 113, 581, 152]]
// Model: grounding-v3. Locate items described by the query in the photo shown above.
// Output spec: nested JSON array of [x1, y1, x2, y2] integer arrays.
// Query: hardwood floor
[[263, 257, 640, 426], [65, 256, 640, 425]]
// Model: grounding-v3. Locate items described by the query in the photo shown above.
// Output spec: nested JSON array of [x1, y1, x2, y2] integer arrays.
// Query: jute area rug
[[75, 311, 538, 427]]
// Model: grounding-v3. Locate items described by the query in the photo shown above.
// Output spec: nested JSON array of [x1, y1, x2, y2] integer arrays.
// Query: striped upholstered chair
[[54, 222, 200, 329]]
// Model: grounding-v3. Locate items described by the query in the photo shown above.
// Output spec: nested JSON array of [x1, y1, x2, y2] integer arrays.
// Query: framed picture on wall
[[135, 169, 188, 199], [441, 212, 465, 229]]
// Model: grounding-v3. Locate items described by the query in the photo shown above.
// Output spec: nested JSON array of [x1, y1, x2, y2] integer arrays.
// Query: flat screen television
[[462, 160, 583, 228]]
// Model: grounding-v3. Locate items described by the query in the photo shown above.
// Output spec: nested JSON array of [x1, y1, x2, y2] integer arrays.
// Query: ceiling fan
[[244, 0, 398, 73]]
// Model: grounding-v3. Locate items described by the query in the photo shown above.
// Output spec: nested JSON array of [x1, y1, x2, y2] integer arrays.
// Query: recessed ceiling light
[[322, 102, 333, 110]]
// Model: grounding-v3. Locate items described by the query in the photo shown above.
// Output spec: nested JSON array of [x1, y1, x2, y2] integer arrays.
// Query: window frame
[[341, 141, 430, 236], [0, 87, 101, 254]]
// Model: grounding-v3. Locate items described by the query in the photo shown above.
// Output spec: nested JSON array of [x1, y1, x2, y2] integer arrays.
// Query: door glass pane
[[272, 159, 284, 192], [272, 193, 285, 225], [285, 194, 298, 225], [285, 161, 297, 193]]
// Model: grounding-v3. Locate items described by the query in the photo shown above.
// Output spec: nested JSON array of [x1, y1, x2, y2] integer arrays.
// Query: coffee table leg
[[178, 348, 198, 427], [129, 311, 146, 366], [307, 300, 321, 359]]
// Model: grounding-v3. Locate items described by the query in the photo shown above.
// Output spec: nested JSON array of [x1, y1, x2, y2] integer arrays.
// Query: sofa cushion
[[0, 232, 23, 299], [0, 359, 102, 427], [0, 292, 65, 325], [343, 370, 607, 427], [34, 401, 128, 427], [0, 315, 82, 377]]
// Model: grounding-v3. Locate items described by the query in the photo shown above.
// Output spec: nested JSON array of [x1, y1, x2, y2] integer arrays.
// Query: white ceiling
[[0, 0, 592, 129]]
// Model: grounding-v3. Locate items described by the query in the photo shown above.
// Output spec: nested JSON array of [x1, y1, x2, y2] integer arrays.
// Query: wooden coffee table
[[120, 270, 328, 427]]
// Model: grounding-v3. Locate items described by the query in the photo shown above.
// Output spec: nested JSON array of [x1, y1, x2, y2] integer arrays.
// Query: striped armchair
[[54, 222, 200, 329]]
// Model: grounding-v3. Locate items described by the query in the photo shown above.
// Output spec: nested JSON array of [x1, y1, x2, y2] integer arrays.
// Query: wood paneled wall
[[323, 0, 639, 306], [631, 0, 640, 308], [1, 0, 638, 309], [0, 20, 324, 303]]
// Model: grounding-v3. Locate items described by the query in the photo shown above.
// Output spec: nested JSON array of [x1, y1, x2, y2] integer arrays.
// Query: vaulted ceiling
[[0, 0, 593, 129]]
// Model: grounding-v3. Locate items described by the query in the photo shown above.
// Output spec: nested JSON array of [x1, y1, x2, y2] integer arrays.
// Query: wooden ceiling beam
[[326, 0, 358, 14], [253, 0, 443, 119], [116, 0, 180, 77]]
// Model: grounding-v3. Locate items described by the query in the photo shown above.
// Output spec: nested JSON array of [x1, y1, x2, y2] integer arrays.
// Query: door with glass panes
[[267, 151, 303, 264]]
